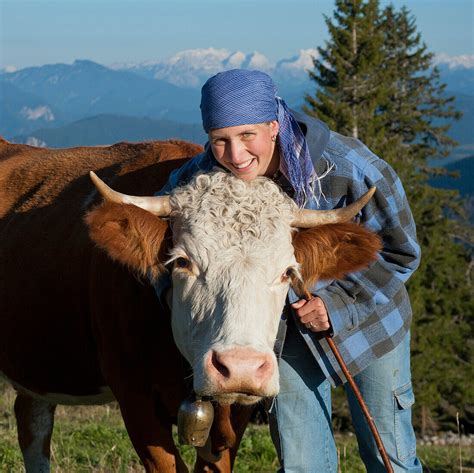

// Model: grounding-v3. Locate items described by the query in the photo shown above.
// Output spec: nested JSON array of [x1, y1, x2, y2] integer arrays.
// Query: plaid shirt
[[158, 112, 420, 386]]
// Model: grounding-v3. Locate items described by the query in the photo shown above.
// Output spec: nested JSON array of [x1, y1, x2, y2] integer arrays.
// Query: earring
[[271, 135, 277, 142]]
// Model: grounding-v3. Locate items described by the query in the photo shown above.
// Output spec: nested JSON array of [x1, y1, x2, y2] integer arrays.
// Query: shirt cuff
[[315, 285, 359, 336]]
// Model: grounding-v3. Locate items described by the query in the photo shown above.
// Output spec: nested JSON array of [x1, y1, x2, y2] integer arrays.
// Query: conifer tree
[[379, 5, 461, 179], [379, 5, 472, 433], [305, 0, 387, 150], [305, 0, 473, 433]]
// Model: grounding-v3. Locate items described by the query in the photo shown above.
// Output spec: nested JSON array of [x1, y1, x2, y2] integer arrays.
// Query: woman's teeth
[[233, 158, 254, 169]]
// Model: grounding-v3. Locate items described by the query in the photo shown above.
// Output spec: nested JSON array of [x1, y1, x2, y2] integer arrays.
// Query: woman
[[159, 69, 422, 472]]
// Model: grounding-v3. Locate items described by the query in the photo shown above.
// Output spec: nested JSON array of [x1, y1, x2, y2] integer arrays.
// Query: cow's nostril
[[256, 359, 271, 379], [211, 351, 230, 378]]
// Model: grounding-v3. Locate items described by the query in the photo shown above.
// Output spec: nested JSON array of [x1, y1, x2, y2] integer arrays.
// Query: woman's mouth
[[231, 158, 255, 171]]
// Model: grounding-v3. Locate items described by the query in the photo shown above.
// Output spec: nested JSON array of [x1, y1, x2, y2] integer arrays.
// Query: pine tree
[[306, 0, 473, 433], [379, 5, 472, 433], [304, 0, 388, 150], [379, 5, 461, 180]]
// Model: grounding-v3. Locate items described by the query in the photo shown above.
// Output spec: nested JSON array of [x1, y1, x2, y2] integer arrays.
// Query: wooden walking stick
[[292, 281, 395, 473]]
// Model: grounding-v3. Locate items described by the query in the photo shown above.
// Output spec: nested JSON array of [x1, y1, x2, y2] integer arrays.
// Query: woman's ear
[[270, 120, 279, 137]]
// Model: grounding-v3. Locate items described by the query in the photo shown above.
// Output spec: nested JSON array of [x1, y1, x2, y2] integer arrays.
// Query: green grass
[[1, 383, 472, 472]]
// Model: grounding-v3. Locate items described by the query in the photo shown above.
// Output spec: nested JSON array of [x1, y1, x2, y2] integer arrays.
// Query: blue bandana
[[200, 69, 317, 207]]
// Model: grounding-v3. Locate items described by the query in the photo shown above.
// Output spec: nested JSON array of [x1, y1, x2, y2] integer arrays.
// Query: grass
[[1, 383, 472, 472]]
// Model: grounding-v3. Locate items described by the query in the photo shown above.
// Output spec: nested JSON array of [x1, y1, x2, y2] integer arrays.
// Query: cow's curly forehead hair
[[169, 170, 297, 244]]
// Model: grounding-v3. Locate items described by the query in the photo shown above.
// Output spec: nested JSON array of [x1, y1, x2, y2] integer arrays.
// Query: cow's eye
[[175, 257, 190, 269], [282, 267, 294, 283]]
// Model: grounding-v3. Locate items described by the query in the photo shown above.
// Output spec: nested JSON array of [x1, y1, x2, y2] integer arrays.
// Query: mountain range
[[1, 49, 473, 152], [12, 114, 207, 148], [109, 48, 318, 89]]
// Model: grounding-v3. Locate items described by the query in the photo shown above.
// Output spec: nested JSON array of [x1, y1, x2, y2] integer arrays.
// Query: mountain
[[1, 52, 317, 140], [111, 48, 474, 123], [0, 65, 17, 73], [433, 53, 474, 70], [113, 49, 474, 148], [433, 53, 474, 95], [435, 66, 474, 96], [2, 51, 472, 148], [1, 60, 201, 125], [113, 49, 474, 94], [110, 48, 319, 101], [429, 155, 473, 196], [447, 92, 474, 150], [112, 48, 273, 87], [0, 81, 64, 137], [12, 114, 207, 148], [429, 155, 474, 223]]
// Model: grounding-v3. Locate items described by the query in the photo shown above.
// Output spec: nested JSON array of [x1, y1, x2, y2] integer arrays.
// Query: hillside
[[429, 155, 473, 222], [13, 114, 207, 148], [429, 155, 473, 196], [1, 60, 201, 130], [2, 55, 472, 147]]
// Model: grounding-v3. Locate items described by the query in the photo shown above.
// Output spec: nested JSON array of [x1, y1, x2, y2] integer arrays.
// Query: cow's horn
[[89, 171, 171, 216], [291, 187, 376, 228]]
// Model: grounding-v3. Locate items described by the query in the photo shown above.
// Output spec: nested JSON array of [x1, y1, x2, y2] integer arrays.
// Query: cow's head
[[86, 170, 381, 405]]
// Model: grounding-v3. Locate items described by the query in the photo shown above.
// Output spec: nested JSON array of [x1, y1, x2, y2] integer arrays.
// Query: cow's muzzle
[[199, 347, 277, 404]]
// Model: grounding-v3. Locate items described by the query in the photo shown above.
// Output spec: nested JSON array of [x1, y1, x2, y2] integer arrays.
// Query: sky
[[1, 0, 473, 69]]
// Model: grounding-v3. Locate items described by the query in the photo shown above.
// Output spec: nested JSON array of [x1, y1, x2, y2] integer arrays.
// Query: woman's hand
[[291, 297, 331, 332]]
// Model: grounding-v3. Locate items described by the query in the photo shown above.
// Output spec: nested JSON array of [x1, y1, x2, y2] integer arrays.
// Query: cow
[[0, 136, 381, 472]]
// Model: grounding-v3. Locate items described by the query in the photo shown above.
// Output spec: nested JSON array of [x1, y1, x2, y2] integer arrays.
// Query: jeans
[[269, 319, 422, 472]]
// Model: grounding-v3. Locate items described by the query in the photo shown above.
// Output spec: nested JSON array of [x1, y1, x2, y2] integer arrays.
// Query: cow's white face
[[88, 168, 379, 405], [167, 171, 298, 405]]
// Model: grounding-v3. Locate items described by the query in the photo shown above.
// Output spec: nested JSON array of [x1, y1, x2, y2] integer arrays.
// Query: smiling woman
[[209, 122, 279, 180]]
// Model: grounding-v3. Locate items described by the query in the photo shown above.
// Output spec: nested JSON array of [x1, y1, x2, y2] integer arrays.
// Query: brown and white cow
[[0, 137, 381, 472]]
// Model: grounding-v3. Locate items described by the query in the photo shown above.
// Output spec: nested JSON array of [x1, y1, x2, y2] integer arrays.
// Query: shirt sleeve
[[314, 160, 421, 336]]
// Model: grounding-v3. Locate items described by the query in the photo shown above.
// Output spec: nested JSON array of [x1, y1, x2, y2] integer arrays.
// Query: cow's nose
[[206, 347, 275, 394]]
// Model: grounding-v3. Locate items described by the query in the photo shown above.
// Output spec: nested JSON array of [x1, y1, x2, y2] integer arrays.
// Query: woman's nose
[[225, 141, 245, 163]]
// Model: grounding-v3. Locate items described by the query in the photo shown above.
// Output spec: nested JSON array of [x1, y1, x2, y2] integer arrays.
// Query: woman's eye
[[175, 257, 190, 269]]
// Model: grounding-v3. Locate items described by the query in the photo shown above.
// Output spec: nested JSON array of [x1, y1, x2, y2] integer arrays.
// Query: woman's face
[[208, 121, 280, 181]]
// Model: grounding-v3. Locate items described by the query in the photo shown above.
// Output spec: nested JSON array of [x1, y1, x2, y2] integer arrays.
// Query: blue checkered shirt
[[157, 111, 420, 386]]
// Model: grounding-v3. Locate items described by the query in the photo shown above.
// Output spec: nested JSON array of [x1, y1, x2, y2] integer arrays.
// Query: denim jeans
[[269, 319, 422, 472]]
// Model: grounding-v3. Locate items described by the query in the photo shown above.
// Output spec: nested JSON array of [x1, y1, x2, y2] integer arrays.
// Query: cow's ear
[[292, 222, 382, 288], [85, 202, 171, 280]]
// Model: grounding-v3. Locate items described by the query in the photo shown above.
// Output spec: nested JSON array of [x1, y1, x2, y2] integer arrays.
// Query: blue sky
[[1, 0, 473, 69]]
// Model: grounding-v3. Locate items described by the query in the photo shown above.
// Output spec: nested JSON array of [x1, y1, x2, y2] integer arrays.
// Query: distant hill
[[429, 155, 473, 223], [13, 114, 207, 148], [2, 54, 473, 146], [435, 63, 474, 96], [439, 91, 474, 151], [0, 81, 64, 136], [429, 155, 473, 197], [1, 60, 201, 128]]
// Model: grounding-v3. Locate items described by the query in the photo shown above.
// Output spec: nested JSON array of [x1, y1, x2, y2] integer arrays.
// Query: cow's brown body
[[0, 138, 251, 472]]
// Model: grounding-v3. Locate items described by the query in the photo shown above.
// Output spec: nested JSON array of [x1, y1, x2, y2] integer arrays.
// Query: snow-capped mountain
[[1, 50, 472, 144], [434, 53, 474, 70], [0, 65, 17, 73], [0, 81, 63, 137], [432, 54, 474, 96], [110, 48, 319, 89], [1, 59, 201, 125]]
